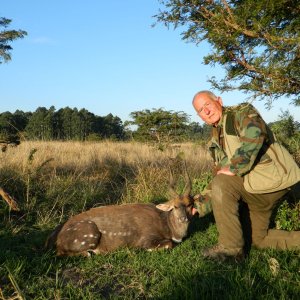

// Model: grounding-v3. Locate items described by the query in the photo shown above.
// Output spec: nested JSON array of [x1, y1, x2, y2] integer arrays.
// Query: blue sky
[[1, 0, 299, 124]]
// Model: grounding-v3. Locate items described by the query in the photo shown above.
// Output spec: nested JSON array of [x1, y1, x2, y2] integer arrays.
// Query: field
[[0, 141, 299, 299]]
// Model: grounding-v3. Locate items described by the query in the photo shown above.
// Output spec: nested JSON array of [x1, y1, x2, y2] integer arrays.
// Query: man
[[192, 90, 300, 262]]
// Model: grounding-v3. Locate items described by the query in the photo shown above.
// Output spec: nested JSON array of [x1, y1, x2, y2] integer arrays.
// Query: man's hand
[[192, 194, 213, 217], [192, 194, 202, 215], [217, 166, 235, 176], [192, 207, 198, 215]]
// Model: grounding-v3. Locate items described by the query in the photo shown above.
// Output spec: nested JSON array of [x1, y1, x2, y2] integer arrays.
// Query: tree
[[0, 17, 27, 63], [270, 110, 299, 138], [187, 122, 211, 141], [25, 107, 51, 140], [101, 114, 124, 139], [269, 110, 300, 154], [0, 112, 16, 139], [16, 106, 125, 141], [155, 0, 300, 106], [13, 110, 31, 133], [128, 108, 190, 143], [0, 110, 30, 142]]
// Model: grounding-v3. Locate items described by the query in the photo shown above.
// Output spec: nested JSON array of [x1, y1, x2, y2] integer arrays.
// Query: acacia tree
[[155, 0, 300, 105], [128, 108, 190, 143], [0, 17, 27, 64]]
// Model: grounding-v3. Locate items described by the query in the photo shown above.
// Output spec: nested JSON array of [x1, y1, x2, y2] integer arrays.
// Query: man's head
[[192, 91, 223, 126]]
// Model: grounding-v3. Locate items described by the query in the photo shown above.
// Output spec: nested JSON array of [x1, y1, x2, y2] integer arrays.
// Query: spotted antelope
[[46, 166, 194, 256]]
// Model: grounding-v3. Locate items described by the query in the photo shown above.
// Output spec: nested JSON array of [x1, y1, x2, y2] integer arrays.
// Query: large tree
[[0, 17, 27, 64], [128, 108, 190, 143], [155, 0, 300, 105]]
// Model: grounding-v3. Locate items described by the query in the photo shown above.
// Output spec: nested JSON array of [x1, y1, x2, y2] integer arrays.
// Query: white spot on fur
[[81, 241, 86, 246], [88, 221, 92, 224], [73, 239, 78, 243], [102, 230, 106, 234], [172, 237, 182, 243], [89, 243, 96, 247], [89, 234, 94, 238], [73, 228, 77, 231], [118, 232, 122, 236], [83, 234, 88, 237], [66, 228, 71, 231], [113, 232, 117, 236]]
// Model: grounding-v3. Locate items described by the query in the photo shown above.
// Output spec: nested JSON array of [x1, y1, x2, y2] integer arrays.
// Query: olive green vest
[[223, 113, 300, 194]]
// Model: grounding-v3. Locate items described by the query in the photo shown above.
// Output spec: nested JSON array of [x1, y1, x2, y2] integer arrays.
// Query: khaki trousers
[[211, 174, 300, 250]]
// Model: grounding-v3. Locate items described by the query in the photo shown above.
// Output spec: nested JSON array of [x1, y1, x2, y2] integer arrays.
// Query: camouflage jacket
[[209, 102, 270, 176], [195, 102, 270, 217]]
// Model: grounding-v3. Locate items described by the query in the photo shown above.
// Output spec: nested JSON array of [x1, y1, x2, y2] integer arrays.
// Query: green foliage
[[0, 17, 27, 64], [0, 110, 29, 143], [192, 171, 213, 194], [155, 0, 300, 105], [0, 107, 208, 145], [86, 133, 102, 141], [275, 200, 300, 231], [128, 108, 190, 144], [269, 110, 300, 157], [186, 122, 212, 142], [275, 183, 300, 231], [0, 107, 125, 141]]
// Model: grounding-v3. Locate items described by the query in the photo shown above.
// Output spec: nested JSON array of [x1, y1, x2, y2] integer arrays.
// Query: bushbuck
[[46, 167, 195, 257]]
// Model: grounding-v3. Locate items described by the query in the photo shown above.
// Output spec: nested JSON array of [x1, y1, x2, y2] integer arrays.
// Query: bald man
[[192, 90, 300, 262]]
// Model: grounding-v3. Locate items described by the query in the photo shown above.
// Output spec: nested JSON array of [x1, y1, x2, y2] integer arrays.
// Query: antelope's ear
[[156, 202, 174, 212]]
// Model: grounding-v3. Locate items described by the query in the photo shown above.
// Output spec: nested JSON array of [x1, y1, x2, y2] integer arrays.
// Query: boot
[[202, 244, 245, 263]]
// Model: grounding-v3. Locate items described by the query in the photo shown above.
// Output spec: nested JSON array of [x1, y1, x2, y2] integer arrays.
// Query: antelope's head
[[156, 162, 194, 241]]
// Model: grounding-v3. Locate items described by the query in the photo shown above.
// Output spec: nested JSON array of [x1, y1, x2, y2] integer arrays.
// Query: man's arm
[[223, 104, 268, 177]]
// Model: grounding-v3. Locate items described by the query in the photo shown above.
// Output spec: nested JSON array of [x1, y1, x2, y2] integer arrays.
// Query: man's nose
[[203, 107, 210, 114]]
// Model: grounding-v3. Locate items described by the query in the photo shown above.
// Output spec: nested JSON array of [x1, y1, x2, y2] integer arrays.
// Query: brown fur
[[46, 196, 194, 257]]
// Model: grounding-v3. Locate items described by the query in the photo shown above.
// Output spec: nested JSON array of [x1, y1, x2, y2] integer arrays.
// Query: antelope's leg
[[56, 220, 101, 256], [147, 239, 174, 251]]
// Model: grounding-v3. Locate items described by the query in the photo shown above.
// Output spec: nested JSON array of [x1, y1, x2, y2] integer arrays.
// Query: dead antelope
[[46, 168, 194, 257]]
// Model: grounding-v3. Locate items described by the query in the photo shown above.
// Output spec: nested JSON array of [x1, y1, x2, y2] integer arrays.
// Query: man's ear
[[217, 96, 223, 106]]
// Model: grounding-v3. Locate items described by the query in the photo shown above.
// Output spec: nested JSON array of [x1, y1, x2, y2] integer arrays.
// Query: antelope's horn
[[182, 161, 192, 196], [168, 167, 178, 198]]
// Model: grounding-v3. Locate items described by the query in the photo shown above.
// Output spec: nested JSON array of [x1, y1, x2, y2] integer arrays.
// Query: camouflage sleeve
[[229, 104, 268, 176], [193, 185, 213, 217], [208, 141, 228, 167]]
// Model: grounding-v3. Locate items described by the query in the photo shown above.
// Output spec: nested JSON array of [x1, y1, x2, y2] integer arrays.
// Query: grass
[[0, 141, 299, 300]]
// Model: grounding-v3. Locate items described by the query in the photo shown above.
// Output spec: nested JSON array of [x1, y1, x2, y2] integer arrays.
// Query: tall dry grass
[[0, 141, 212, 229], [1, 140, 211, 172]]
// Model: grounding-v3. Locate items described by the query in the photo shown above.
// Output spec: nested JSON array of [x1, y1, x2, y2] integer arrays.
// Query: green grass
[[0, 142, 299, 299], [1, 215, 299, 300]]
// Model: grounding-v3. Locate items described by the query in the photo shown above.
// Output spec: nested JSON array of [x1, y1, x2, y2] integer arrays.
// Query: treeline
[[0, 106, 125, 141], [0, 106, 210, 143], [1, 107, 299, 150], [0, 107, 212, 143]]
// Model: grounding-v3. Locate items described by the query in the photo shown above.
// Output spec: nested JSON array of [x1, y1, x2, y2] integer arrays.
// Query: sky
[[1, 0, 299, 125]]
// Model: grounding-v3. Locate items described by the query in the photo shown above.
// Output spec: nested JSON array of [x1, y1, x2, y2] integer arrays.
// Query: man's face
[[193, 95, 223, 126]]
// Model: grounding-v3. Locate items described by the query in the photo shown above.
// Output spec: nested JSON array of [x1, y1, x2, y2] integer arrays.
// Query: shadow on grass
[[0, 227, 49, 260], [189, 213, 215, 233]]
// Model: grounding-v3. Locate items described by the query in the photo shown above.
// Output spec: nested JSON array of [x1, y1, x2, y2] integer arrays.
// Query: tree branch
[[0, 187, 20, 211]]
